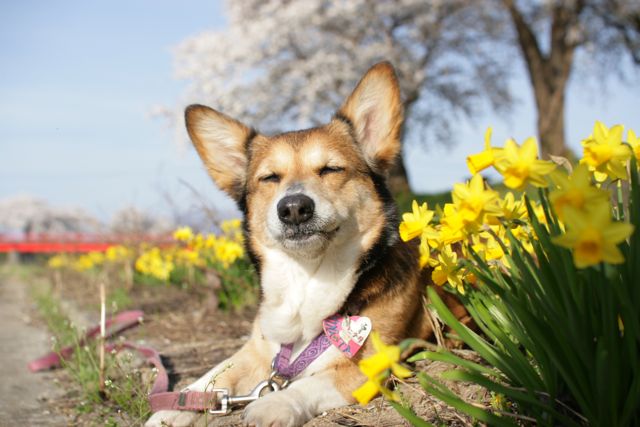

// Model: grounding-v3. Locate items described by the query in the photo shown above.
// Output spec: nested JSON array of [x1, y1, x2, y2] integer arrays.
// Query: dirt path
[[0, 273, 68, 426]]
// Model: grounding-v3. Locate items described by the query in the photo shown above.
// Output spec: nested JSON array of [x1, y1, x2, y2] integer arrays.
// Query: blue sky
[[1, 1, 639, 222]]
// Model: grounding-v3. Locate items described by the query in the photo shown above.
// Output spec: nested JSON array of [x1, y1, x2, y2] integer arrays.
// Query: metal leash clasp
[[208, 379, 281, 415]]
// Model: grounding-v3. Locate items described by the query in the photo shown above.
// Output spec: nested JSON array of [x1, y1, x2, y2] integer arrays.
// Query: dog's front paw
[[243, 390, 310, 427], [145, 410, 201, 427]]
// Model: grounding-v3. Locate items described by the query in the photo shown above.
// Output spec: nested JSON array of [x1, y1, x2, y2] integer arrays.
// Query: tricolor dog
[[146, 62, 466, 427]]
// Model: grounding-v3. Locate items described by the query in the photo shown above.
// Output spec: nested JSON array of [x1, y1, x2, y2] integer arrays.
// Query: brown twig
[[98, 281, 106, 398]]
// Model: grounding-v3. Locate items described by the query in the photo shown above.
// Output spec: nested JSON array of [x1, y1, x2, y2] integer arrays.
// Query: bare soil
[[10, 266, 489, 426], [0, 268, 69, 426]]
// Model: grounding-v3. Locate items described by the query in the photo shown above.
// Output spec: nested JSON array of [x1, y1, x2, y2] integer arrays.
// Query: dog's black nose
[[277, 194, 315, 225]]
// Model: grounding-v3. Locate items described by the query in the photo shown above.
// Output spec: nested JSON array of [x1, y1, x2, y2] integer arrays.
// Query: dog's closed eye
[[318, 166, 345, 176], [260, 173, 281, 183]]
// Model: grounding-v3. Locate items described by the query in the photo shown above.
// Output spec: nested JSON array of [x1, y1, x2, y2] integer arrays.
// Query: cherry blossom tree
[[0, 195, 102, 236], [501, 0, 640, 158], [171, 0, 639, 192], [173, 0, 511, 194]]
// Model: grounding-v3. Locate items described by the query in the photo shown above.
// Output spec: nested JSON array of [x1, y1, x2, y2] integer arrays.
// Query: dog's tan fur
[[146, 62, 466, 427]]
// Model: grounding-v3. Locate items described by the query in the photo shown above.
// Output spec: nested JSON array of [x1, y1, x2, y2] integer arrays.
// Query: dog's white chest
[[258, 246, 360, 344]]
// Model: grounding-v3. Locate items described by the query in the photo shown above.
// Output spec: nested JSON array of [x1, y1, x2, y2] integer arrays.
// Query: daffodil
[[74, 254, 96, 271], [452, 174, 502, 226], [471, 231, 506, 263], [628, 129, 640, 163], [176, 248, 205, 267], [214, 237, 244, 268], [580, 121, 631, 182], [191, 233, 205, 251], [221, 219, 243, 241], [549, 164, 610, 220], [399, 200, 435, 242], [487, 192, 527, 227], [418, 234, 439, 269], [466, 127, 503, 174], [173, 226, 194, 243], [510, 225, 535, 254], [204, 234, 218, 249], [439, 204, 466, 244], [552, 204, 634, 268], [494, 137, 556, 190], [500, 192, 528, 222], [431, 244, 466, 294], [47, 254, 68, 269], [352, 331, 412, 405], [105, 245, 130, 262], [135, 248, 175, 281], [352, 377, 382, 405]]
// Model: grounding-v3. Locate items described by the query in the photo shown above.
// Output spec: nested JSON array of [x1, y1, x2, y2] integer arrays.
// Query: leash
[[28, 310, 145, 373], [272, 333, 331, 380], [29, 311, 370, 414], [27, 310, 282, 413]]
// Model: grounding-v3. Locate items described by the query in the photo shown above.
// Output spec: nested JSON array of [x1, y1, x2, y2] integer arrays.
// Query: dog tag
[[322, 314, 372, 358]]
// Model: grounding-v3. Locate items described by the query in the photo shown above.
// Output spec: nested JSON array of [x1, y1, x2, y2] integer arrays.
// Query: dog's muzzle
[[277, 194, 315, 226]]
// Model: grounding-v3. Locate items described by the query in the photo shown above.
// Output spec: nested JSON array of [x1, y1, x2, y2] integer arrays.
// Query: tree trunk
[[535, 83, 570, 158], [503, 0, 583, 159], [388, 150, 412, 196]]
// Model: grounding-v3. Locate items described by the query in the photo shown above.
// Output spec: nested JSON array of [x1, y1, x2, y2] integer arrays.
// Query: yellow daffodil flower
[[494, 137, 556, 190], [352, 376, 383, 405], [221, 218, 242, 237], [399, 200, 435, 242], [580, 121, 631, 182], [510, 225, 535, 254], [353, 331, 412, 405], [471, 232, 505, 263], [466, 127, 503, 174], [204, 234, 218, 249], [439, 204, 466, 244], [549, 164, 610, 220], [214, 237, 244, 268], [105, 245, 130, 262], [452, 174, 502, 226], [628, 129, 640, 163], [47, 254, 68, 269], [191, 233, 205, 251], [135, 248, 175, 281], [418, 233, 440, 269], [173, 226, 195, 243], [486, 192, 528, 227], [552, 204, 634, 268], [500, 192, 528, 222], [176, 248, 205, 268], [431, 245, 466, 294]]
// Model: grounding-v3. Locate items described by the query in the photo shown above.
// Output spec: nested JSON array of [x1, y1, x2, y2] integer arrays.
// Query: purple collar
[[272, 333, 331, 380]]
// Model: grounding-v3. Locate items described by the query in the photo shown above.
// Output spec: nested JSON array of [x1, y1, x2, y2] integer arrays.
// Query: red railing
[[0, 233, 174, 254]]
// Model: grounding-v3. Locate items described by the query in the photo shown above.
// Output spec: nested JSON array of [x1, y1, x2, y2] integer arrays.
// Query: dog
[[146, 62, 467, 427]]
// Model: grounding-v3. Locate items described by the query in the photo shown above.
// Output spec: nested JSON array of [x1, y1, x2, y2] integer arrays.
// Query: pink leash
[[28, 310, 222, 412]]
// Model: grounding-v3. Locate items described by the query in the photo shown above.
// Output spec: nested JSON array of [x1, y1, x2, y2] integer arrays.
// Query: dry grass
[[34, 269, 489, 426]]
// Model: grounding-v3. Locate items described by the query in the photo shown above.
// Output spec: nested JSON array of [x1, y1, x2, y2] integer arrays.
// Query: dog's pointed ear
[[185, 104, 255, 202], [337, 62, 403, 174]]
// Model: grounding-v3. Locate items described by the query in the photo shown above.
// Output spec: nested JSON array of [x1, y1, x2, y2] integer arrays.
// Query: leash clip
[[208, 380, 280, 415]]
